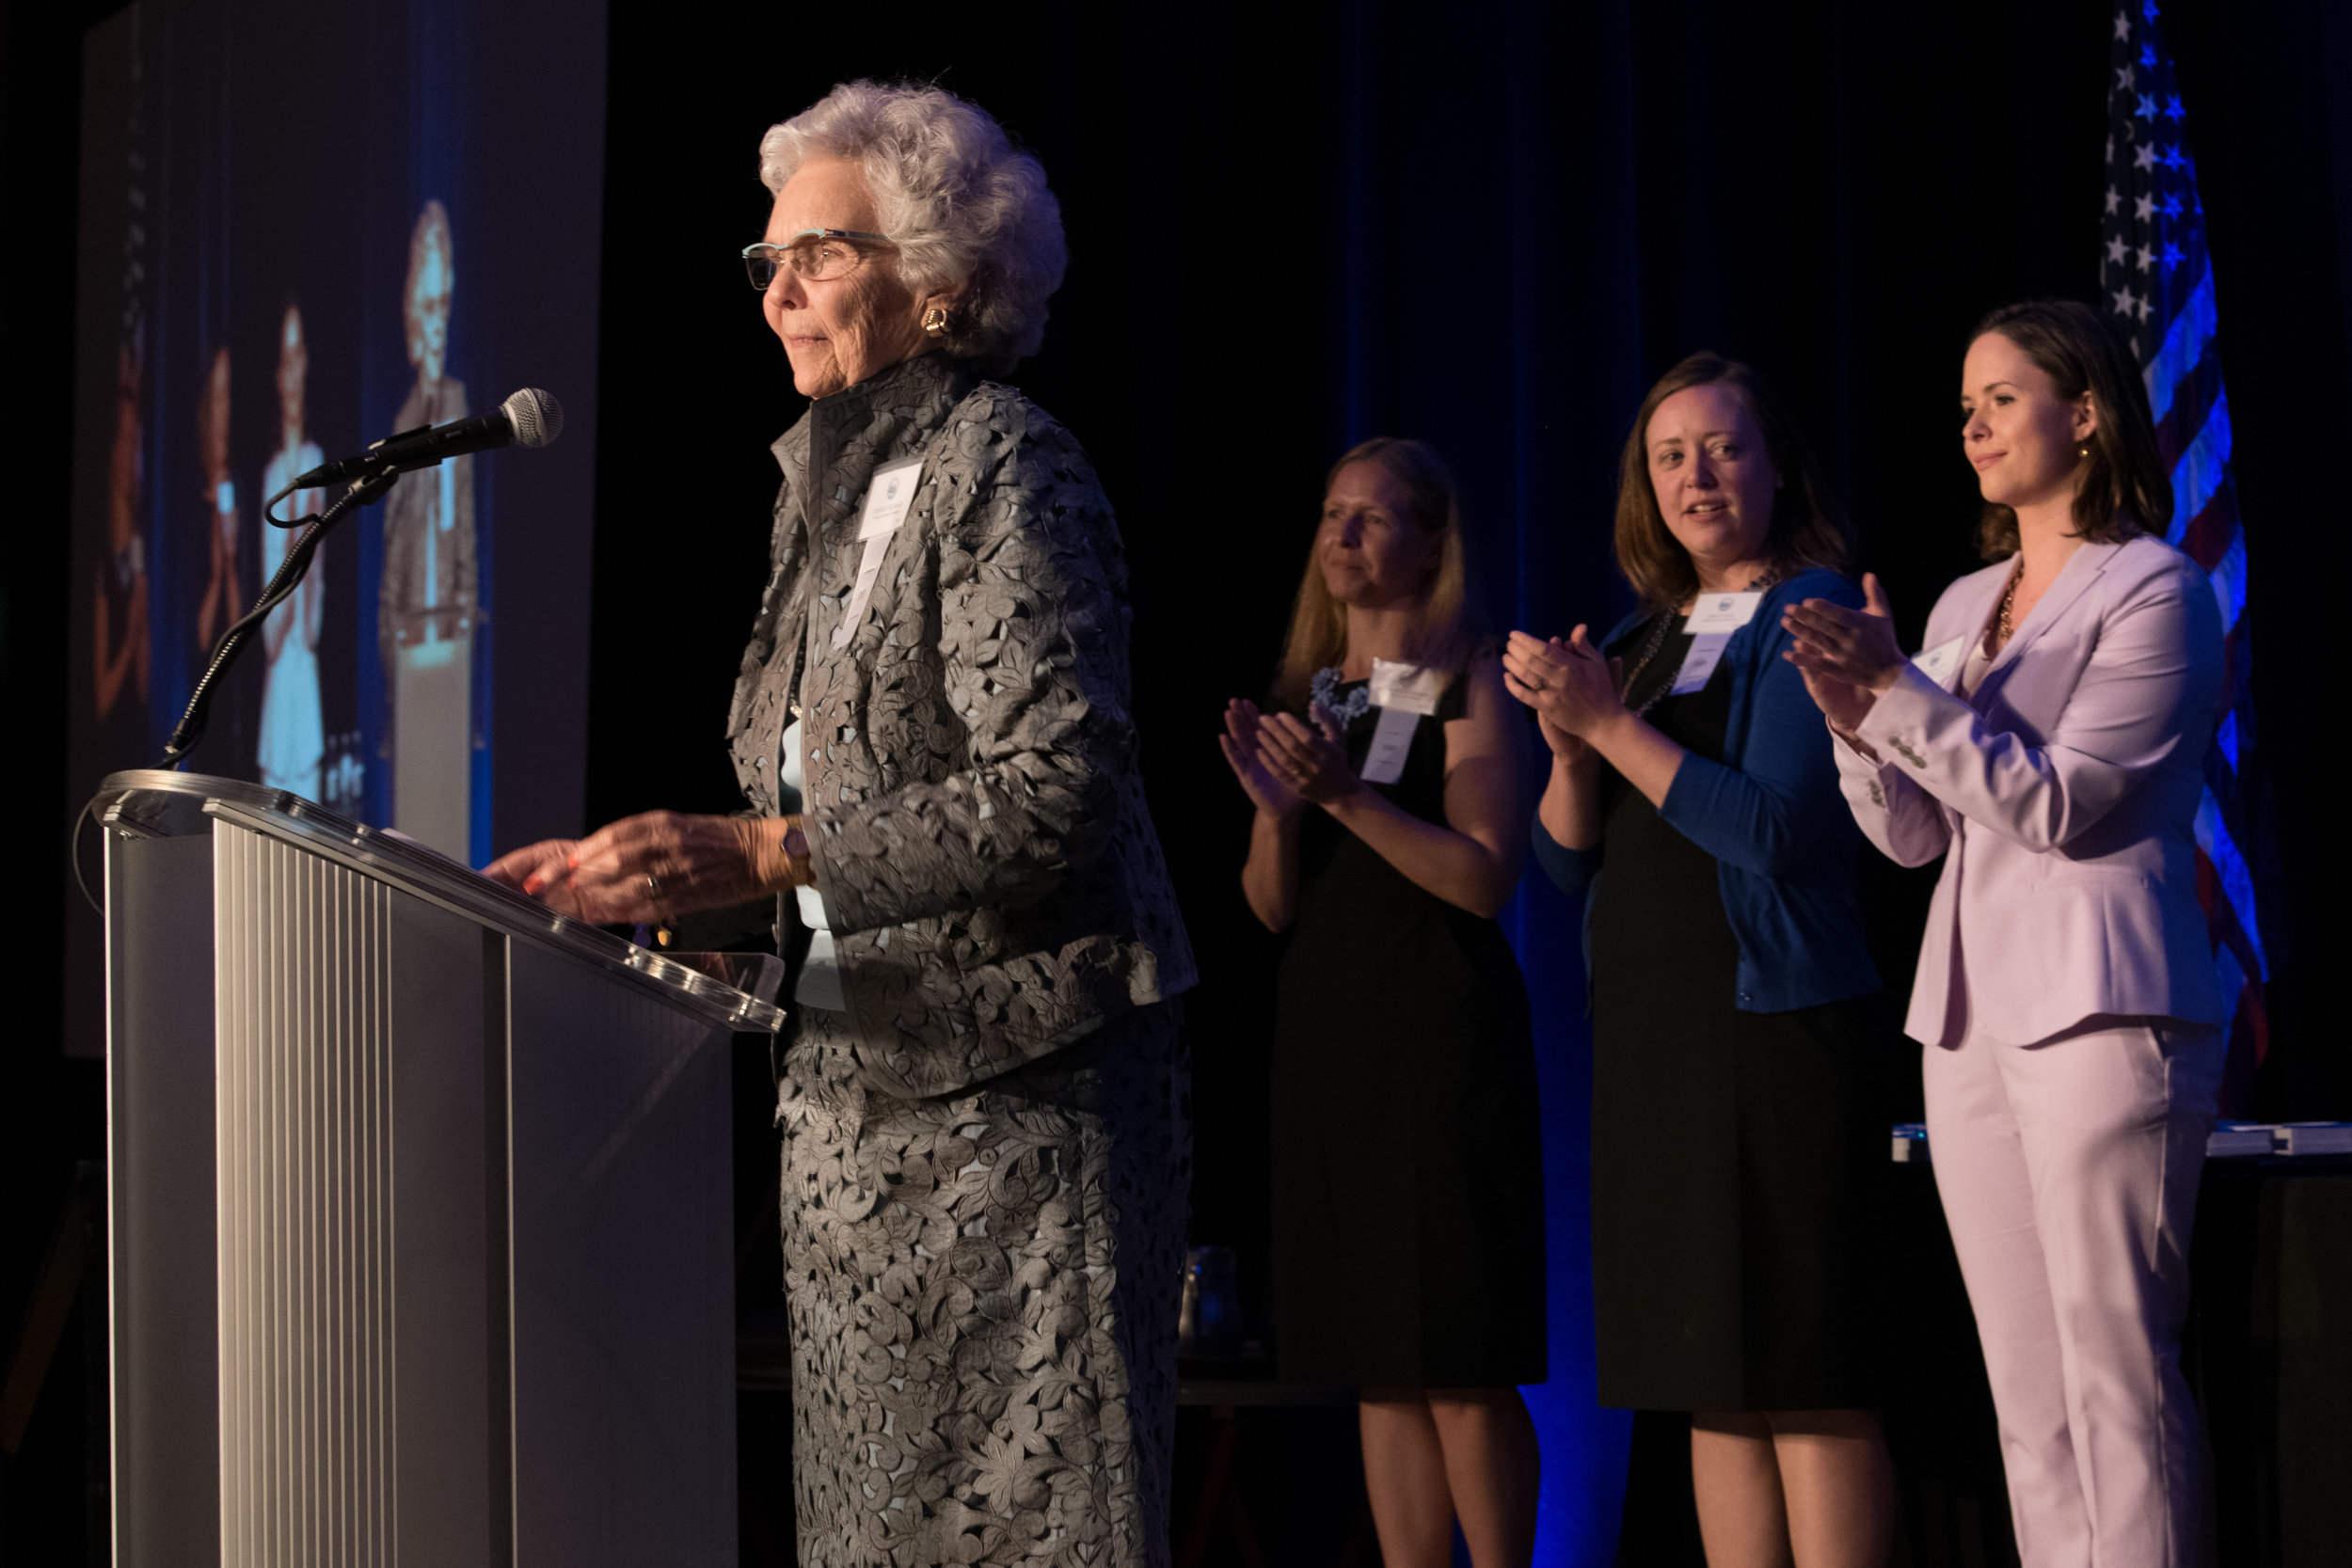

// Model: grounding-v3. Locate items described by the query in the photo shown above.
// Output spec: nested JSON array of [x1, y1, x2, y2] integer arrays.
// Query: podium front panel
[[507, 939, 735, 1566], [99, 774, 757, 1568], [107, 832, 224, 1568]]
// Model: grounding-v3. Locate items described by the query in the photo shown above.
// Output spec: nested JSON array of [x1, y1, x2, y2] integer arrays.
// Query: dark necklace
[[1617, 612, 1681, 716], [1620, 568, 1784, 715]]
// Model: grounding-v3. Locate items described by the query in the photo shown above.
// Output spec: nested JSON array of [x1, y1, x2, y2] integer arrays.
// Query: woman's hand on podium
[[485, 811, 804, 924], [483, 838, 580, 898]]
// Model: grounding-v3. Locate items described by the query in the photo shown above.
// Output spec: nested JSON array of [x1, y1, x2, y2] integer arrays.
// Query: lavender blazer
[[1836, 533, 2226, 1048]]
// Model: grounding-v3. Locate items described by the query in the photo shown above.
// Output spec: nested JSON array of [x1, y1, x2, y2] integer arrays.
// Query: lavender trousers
[[1924, 1016, 2224, 1567]]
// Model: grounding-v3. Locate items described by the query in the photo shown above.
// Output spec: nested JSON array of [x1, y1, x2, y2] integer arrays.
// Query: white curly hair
[[759, 81, 1067, 370]]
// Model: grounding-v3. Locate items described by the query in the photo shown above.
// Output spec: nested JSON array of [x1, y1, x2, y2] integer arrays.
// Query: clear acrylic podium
[[93, 771, 785, 1568]]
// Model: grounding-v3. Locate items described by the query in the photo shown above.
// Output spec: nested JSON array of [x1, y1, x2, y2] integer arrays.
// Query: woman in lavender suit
[[1783, 298, 2227, 1566]]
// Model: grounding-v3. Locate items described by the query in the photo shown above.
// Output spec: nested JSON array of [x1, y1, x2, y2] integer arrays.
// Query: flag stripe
[[2167, 390, 2231, 545], [2206, 530, 2247, 636], [2177, 474, 2237, 577], [2193, 795, 2269, 977], [2144, 264, 2217, 421], [2153, 334, 2225, 468]]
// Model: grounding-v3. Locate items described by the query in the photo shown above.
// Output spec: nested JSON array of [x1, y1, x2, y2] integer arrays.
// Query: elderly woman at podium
[[487, 81, 1195, 1564]]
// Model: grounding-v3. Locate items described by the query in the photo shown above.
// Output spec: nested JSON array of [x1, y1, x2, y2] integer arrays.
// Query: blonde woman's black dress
[[1268, 672, 1548, 1388]]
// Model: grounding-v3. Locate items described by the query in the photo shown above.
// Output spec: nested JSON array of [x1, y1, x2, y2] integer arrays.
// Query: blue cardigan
[[1532, 568, 1881, 1013]]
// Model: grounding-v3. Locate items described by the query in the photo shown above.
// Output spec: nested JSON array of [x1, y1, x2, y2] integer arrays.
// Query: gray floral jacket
[[726, 352, 1195, 1099]]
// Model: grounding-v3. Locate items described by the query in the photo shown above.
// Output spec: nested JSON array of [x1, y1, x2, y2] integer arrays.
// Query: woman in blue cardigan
[[1504, 354, 1895, 1567]]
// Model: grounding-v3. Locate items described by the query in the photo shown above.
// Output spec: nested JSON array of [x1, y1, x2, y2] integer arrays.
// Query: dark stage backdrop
[[585, 0, 2352, 1558]]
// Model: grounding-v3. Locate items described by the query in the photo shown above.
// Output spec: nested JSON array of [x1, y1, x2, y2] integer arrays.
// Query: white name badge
[[833, 459, 926, 649], [1684, 590, 1762, 635], [858, 457, 925, 540], [1671, 633, 1732, 696], [1913, 635, 1967, 689], [1369, 658, 1447, 716], [831, 538, 892, 649], [1359, 707, 1421, 785], [1355, 659, 1449, 784]]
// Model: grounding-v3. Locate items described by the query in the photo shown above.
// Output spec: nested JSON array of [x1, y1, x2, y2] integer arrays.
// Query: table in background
[[1174, 1358, 1364, 1568]]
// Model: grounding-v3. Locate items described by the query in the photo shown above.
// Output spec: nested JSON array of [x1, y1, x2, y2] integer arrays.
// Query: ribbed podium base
[[215, 825, 398, 1566]]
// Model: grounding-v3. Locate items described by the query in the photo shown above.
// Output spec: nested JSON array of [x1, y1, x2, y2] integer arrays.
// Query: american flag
[[2102, 2, 2282, 1101]]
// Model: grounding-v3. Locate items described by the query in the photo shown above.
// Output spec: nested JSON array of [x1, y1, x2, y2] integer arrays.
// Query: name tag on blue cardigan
[[1670, 591, 1760, 695], [1685, 591, 1761, 634], [1672, 635, 1731, 695]]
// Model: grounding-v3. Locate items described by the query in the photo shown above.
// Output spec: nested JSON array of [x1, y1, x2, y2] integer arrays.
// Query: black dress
[[1270, 671, 1549, 1389], [1588, 615, 1886, 1412]]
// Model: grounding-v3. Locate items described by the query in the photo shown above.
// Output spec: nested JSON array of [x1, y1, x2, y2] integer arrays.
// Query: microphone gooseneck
[[163, 386, 562, 769], [287, 387, 565, 496]]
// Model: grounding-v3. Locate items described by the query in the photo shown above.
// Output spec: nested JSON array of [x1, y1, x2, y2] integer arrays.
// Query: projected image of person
[[1219, 439, 1544, 1568], [485, 82, 1195, 1567], [257, 303, 326, 799], [1507, 355, 1895, 1564], [379, 199, 477, 851], [194, 344, 240, 655], [94, 341, 151, 722]]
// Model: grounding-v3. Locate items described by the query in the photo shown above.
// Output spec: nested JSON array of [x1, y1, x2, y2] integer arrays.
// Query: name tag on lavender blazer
[[1914, 635, 1968, 690]]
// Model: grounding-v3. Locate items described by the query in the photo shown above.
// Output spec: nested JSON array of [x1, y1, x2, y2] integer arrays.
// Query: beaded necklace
[[1310, 665, 1374, 723]]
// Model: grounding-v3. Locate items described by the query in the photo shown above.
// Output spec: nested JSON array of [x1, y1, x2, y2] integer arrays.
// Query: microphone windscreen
[[501, 388, 565, 448]]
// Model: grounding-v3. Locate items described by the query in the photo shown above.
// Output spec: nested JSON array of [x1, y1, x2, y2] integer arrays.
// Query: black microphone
[[294, 387, 564, 488]]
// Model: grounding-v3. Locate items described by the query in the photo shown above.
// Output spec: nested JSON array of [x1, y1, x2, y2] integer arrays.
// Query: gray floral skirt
[[778, 1002, 1189, 1567]]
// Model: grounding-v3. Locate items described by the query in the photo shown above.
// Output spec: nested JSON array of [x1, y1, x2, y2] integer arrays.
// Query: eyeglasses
[[741, 228, 892, 290]]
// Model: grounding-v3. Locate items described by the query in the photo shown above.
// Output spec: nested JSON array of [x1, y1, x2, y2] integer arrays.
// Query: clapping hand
[[1217, 699, 1305, 817], [1501, 628, 1622, 759], [1780, 572, 1903, 733], [1249, 703, 1361, 806]]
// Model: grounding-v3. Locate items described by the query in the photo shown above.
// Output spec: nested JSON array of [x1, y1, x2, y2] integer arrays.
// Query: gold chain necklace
[[1994, 565, 2023, 649]]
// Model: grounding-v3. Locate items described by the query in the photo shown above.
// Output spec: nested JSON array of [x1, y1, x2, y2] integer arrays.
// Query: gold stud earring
[[2078, 444, 2090, 459], [922, 304, 952, 341]]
